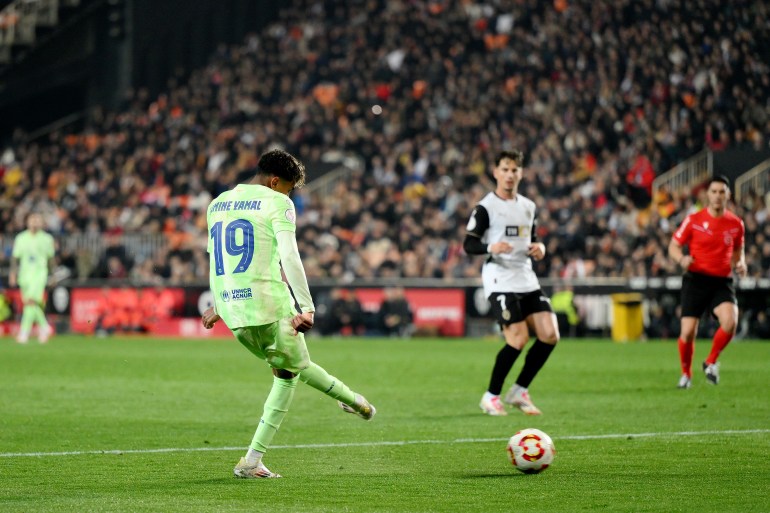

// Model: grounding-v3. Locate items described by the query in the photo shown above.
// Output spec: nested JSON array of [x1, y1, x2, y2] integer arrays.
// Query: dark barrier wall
[[131, 0, 279, 97], [0, 0, 279, 140]]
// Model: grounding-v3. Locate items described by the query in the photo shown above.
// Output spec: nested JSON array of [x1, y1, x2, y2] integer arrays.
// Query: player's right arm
[[8, 256, 19, 288], [9, 235, 21, 287], [732, 219, 747, 277], [463, 205, 512, 255], [669, 214, 694, 270]]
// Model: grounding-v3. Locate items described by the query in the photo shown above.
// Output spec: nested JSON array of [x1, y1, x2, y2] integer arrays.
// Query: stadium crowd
[[1, 1, 769, 298]]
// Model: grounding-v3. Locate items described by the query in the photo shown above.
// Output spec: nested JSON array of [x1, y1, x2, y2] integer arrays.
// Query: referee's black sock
[[488, 344, 521, 395], [515, 339, 556, 389]]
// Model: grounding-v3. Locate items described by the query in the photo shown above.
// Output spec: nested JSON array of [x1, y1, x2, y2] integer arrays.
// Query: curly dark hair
[[257, 149, 307, 188], [495, 150, 524, 167]]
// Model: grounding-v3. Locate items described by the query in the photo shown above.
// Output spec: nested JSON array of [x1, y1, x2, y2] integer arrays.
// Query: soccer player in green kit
[[201, 149, 376, 479], [9, 213, 55, 344]]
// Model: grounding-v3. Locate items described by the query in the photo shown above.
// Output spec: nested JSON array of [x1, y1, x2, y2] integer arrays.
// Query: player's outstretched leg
[[298, 362, 376, 420], [338, 394, 376, 421], [234, 375, 297, 479]]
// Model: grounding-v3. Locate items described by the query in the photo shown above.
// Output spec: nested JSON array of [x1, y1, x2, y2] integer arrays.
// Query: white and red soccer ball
[[507, 428, 556, 474]]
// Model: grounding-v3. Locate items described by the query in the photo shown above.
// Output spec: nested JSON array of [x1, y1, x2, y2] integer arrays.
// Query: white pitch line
[[2, 429, 768, 458]]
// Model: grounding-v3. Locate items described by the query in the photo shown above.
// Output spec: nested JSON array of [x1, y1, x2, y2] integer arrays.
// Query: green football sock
[[249, 375, 298, 453], [298, 362, 356, 405], [20, 305, 35, 335]]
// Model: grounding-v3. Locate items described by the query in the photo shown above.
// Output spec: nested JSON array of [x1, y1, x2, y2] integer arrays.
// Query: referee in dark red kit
[[668, 175, 747, 388]]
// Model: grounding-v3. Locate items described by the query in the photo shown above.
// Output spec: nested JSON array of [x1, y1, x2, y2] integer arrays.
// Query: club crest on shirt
[[724, 233, 732, 246]]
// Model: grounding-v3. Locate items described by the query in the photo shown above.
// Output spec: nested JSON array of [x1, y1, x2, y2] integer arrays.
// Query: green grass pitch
[[1, 335, 769, 512]]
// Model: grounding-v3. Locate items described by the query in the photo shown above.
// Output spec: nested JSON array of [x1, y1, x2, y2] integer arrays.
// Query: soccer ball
[[507, 428, 556, 474]]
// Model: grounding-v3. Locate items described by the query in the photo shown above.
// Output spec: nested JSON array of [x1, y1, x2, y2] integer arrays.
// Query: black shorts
[[680, 271, 737, 319], [488, 290, 553, 326]]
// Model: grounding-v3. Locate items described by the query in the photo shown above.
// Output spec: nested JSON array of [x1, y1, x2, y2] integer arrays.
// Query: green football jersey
[[12, 230, 55, 281], [207, 184, 298, 328]]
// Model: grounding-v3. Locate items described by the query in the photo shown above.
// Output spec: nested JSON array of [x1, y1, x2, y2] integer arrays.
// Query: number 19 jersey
[[207, 184, 297, 328]]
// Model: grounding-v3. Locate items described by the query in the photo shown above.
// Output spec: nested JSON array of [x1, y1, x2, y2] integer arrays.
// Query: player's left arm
[[8, 256, 19, 288], [732, 221, 747, 277], [527, 209, 546, 261]]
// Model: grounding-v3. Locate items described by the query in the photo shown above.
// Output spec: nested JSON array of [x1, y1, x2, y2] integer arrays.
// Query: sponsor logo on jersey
[[505, 226, 530, 237], [221, 288, 253, 302]]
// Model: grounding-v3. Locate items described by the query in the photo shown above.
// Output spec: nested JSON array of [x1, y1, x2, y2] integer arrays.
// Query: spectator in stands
[[324, 288, 366, 336], [753, 309, 770, 340], [625, 144, 656, 208], [378, 287, 414, 338], [91, 235, 132, 279]]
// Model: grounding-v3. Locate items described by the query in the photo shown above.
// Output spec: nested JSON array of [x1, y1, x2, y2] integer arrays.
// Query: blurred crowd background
[[1, 0, 769, 334]]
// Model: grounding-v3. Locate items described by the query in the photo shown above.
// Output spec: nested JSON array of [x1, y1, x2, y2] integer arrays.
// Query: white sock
[[245, 448, 263, 466]]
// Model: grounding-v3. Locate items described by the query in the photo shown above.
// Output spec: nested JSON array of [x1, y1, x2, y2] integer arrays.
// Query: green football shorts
[[232, 316, 310, 374], [19, 275, 47, 303]]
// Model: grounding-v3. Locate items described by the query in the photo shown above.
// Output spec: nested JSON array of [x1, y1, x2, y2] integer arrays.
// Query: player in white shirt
[[463, 150, 560, 416]]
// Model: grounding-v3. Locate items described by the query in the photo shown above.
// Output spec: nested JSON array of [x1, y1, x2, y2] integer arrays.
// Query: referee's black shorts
[[680, 271, 737, 318]]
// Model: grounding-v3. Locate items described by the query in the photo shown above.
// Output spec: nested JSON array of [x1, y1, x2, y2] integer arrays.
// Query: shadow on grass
[[456, 471, 523, 479]]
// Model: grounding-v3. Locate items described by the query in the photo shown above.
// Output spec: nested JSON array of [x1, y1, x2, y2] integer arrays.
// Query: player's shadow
[[187, 478, 250, 485], [456, 471, 522, 479]]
